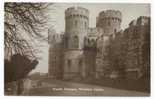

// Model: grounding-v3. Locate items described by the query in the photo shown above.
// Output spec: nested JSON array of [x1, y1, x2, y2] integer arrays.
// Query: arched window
[[108, 21, 111, 26], [67, 59, 71, 69], [114, 29, 117, 33], [85, 22, 87, 28], [74, 36, 79, 48], [53, 35, 55, 40], [75, 20, 77, 27], [78, 59, 82, 73], [91, 39, 95, 45], [87, 38, 90, 44]]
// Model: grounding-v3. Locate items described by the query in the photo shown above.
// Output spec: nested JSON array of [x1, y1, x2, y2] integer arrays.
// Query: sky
[[31, 3, 150, 73]]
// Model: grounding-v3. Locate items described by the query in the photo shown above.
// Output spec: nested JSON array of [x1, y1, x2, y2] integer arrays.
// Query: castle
[[48, 6, 150, 80]]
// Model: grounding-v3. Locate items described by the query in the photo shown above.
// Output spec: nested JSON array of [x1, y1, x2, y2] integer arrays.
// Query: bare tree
[[5, 2, 50, 59], [4, 3, 53, 95]]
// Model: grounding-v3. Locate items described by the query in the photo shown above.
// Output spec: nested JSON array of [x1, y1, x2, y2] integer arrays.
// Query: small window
[[91, 39, 95, 45], [68, 60, 71, 69], [108, 21, 111, 26], [74, 36, 79, 48], [78, 59, 82, 72], [87, 39, 90, 43], [79, 59, 82, 66], [85, 22, 87, 28], [53, 35, 55, 40]]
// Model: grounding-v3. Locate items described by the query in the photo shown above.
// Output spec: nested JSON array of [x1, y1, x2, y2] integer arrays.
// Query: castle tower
[[95, 10, 122, 78], [64, 7, 89, 79], [48, 29, 64, 79], [96, 10, 122, 35], [65, 6, 89, 49]]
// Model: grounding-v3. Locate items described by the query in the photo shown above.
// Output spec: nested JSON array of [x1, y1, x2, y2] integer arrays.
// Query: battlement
[[84, 37, 97, 48], [129, 16, 150, 27], [137, 16, 150, 26], [96, 10, 122, 35], [84, 28, 102, 47], [48, 29, 64, 44], [98, 10, 122, 21], [65, 6, 89, 19]]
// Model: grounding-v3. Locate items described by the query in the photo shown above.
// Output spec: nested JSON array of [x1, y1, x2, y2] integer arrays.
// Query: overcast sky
[[31, 3, 150, 73]]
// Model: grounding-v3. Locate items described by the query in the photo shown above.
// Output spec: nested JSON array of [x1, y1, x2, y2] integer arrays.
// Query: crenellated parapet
[[65, 6, 89, 50], [98, 10, 122, 22], [65, 7, 89, 20], [48, 29, 64, 46], [96, 10, 122, 35]]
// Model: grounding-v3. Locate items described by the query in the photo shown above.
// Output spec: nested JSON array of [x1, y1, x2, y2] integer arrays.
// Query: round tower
[[96, 10, 122, 35], [65, 6, 89, 49], [64, 7, 89, 79]]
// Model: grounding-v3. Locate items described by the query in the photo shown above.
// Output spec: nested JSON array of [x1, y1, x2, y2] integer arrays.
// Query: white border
[[0, 0, 153, 99], [3, 0, 152, 3]]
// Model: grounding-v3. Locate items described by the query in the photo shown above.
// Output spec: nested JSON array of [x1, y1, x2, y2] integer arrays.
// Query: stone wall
[[48, 31, 64, 79]]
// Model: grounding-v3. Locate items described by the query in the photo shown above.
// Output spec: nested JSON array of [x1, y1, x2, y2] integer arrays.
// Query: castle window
[[85, 22, 87, 28], [114, 29, 117, 33], [79, 59, 82, 66], [91, 39, 95, 45], [53, 35, 55, 40], [70, 15, 73, 18], [87, 38, 90, 44], [80, 15, 82, 18], [108, 21, 111, 26], [78, 59, 82, 72], [75, 20, 78, 27], [67, 59, 71, 69], [74, 36, 79, 48]]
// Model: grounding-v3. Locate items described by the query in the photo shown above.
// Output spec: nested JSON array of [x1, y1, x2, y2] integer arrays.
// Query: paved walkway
[[23, 80, 150, 96]]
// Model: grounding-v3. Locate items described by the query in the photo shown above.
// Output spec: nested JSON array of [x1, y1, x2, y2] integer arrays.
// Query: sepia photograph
[[4, 2, 150, 96]]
